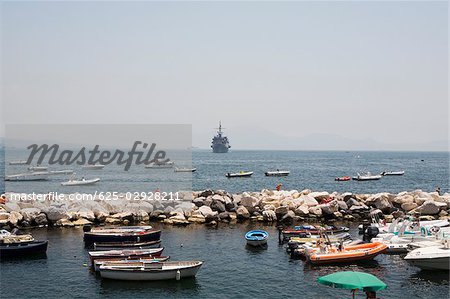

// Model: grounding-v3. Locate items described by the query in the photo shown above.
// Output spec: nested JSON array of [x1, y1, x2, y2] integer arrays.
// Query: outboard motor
[[82, 224, 92, 232], [286, 241, 299, 254], [363, 226, 379, 242]]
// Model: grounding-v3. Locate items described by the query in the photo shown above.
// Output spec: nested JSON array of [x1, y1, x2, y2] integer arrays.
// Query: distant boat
[[93, 256, 170, 272], [380, 171, 405, 176], [265, 170, 290, 177], [225, 171, 253, 178], [352, 172, 382, 181], [404, 242, 450, 270], [82, 164, 105, 170], [335, 176, 351, 181], [61, 177, 100, 186], [99, 261, 203, 281], [245, 230, 269, 247], [0, 229, 48, 259], [211, 121, 230, 153], [9, 160, 28, 165], [145, 160, 174, 169], [174, 167, 197, 173], [5, 172, 49, 181], [28, 165, 48, 172], [88, 248, 164, 264], [48, 170, 74, 175]]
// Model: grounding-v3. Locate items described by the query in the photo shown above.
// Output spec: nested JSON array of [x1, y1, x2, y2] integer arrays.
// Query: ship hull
[[212, 144, 229, 153]]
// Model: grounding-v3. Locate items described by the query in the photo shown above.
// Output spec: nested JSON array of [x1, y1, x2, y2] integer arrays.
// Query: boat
[[174, 167, 197, 172], [99, 261, 203, 281], [225, 171, 253, 178], [265, 170, 290, 177], [93, 240, 161, 251], [404, 240, 450, 270], [28, 165, 48, 171], [88, 248, 164, 264], [145, 160, 175, 169], [335, 176, 351, 181], [305, 242, 387, 265], [245, 230, 269, 247], [48, 170, 74, 175], [93, 256, 170, 272], [9, 160, 28, 165], [0, 240, 48, 259], [352, 172, 382, 181], [83, 226, 161, 245], [211, 121, 230, 153], [380, 171, 405, 176], [5, 172, 49, 181], [282, 225, 349, 240], [82, 164, 105, 170], [61, 177, 100, 186]]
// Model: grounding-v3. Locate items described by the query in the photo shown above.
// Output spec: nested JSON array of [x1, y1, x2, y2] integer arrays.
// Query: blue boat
[[245, 230, 269, 247]]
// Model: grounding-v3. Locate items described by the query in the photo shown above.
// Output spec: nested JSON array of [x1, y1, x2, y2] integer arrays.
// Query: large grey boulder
[[8, 211, 23, 226], [197, 206, 218, 217], [262, 210, 277, 222], [236, 206, 250, 219], [20, 208, 41, 223], [210, 200, 226, 213]]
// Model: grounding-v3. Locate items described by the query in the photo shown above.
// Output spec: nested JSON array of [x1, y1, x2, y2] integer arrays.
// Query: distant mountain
[[193, 126, 448, 151]]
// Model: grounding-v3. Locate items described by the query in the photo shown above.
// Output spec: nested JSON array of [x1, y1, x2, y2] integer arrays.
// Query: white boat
[[5, 172, 49, 181], [265, 170, 290, 177], [93, 256, 170, 272], [380, 171, 405, 176], [28, 165, 48, 171], [82, 164, 105, 170], [352, 172, 382, 181], [61, 177, 100, 186], [145, 161, 174, 169], [9, 160, 28, 165], [174, 167, 197, 172], [404, 240, 450, 270], [99, 261, 203, 281], [48, 170, 74, 175], [225, 171, 253, 178]]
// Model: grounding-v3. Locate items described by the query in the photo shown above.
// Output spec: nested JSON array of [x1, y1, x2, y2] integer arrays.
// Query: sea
[[1, 149, 449, 298]]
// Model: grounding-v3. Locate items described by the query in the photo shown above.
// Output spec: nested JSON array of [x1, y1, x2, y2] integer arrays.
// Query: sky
[[1, 1, 448, 150]]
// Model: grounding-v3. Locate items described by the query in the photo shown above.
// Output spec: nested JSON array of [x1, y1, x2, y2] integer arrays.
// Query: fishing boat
[[404, 240, 450, 270], [0, 230, 48, 259], [9, 160, 28, 165], [82, 164, 105, 170], [83, 226, 161, 245], [88, 248, 164, 264], [5, 172, 49, 181], [335, 176, 351, 181], [99, 261, 203, 281], [265, 170, 290, 177], [352, 172, 382, 181], [174, 167, 197, 172], [282, 225, 349, 240], [225, 171, 253, 178], [28, 165, 48, 171], [245, 230, 269, 247], [93, 240, 161, 251], [61, 177, 100, 186], [306, 242, 387, 265], [380, 171, 405, 176], [93, 256, 170, 272]]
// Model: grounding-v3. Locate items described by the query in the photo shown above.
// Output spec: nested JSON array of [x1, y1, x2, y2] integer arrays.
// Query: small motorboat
[[47, 170, 74, 175], [99, 261, 203, 281], [380, 171, 405, 176], [352, 172, 382, 181], [225, 171, 253, 178], [282, 225, 349, 240], [145, 160, 175, 169], [245, 230, 269, 247], [335, 176, 351, 181], [83, 226, 161, 245], [82, 164, 105, 170], [61, 177, 100, 186], [88, 248, 164, 264], [5, 172, 49, 181], [9, 160, 28, 165], [93, 240, 161, 251], [404, 240, 450, 270], [265, 170, 290, 177], [306, 242, 387, 265], [28, 165, 48, 172], [93, 256, 170, 272], [174, 167, 197, 172]]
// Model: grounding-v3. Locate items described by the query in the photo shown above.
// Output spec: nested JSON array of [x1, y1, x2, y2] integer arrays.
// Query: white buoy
[[176, 270, 181, 281]]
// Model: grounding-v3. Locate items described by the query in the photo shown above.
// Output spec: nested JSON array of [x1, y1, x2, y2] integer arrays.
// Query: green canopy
[[317, 271, 387, 292]]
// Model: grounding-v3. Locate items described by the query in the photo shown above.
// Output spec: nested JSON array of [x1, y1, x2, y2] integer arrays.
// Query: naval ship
[[211, 122, 230, 153]]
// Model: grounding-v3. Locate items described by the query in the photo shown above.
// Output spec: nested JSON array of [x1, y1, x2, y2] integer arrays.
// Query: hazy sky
[[1, 1, 448, 150]]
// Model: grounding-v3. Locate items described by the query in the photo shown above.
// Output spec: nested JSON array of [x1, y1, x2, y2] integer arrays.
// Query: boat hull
[[84, 230, 161, 245], [0, 240, 48, 259], [405, 257, 450, 270], [93, 240, 161, 251], [307, 242, 387, 265], [212, 144, 229, 153], [246, 239, 268, 247], [265, 171, 290, 177], [226, 172, 253, 178]]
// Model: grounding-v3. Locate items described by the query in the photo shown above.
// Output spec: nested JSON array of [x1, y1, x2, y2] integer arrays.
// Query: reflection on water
[[410, 270, 450, 285]]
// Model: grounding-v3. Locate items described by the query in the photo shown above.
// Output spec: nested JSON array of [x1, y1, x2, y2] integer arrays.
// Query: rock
[[133, 210, 149, 222], [384, 215, 394, 223], [150, 210, 164, 219], [294, 205, 310, 216], [262, 210, 276, 222], [320, 202, 338, 215], [163, 206, 175, 215], [337, 201, 348, 211], [193, 197, 205, 207], [263, 204, 276, 211], [346, 198, 359, 208], [188, 215, 206, 223], [344, 215, 355, 221], [391, 210, 405, 219], [275, 205, 289, 216], [5, 202, 21, 212], [367, 193, 393, 213], [72, 218, 92, 226], [439, 210, 448, 217], [8, 211, 23, 226], [198, 206, 218, 217], [232, 194, 242, 205], [198, 190, 214, 198], [225, 201, 236, 212], [123, 219, 130, 225], [111, 211, 133, 220], [34, 213, 48, 226], [281, 210, 295, 222], [236, 206, 250, 219], [0, 212, 9, 221], [229, 212, 237, 220], [308, 206, 322, 217], [210, 200, 226, 213], [416, 200, 445, 215], [333, 211, 343, 218], [401, 202, 418, 212], [55, 219, 74, 227], [178, 191, 194, 201], [240, 196, 259, 211], [169, 214, 190, 225], [45, 205, 70, 222], [20, 208, 41, 222], [77, 207, 95, 221], [218, 212, 230, 220], [309, 191, 330, 201], [300, 195, 318, 207]]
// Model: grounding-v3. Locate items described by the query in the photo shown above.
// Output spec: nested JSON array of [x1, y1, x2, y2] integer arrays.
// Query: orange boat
[[306, 242, 387, 265]]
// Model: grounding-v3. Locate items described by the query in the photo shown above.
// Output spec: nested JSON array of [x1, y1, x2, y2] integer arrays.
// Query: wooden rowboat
[[88, 248, 164, 264], [93, 256, 170, 272], [92, 240, 161, 251]]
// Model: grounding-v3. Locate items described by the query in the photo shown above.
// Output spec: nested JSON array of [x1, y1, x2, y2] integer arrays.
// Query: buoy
[[176, 270, 181, 281], [83, 263, 88, 267], [180, 243, 183, 247]]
